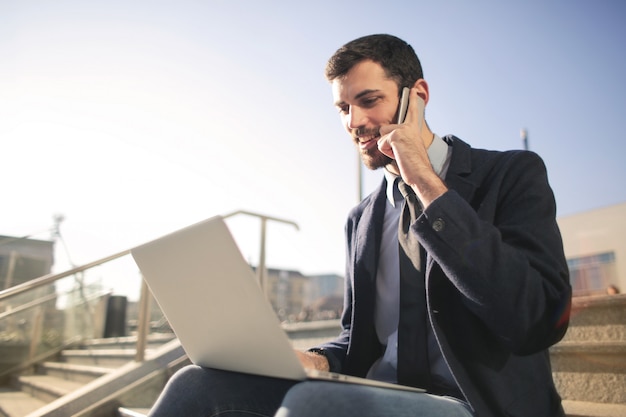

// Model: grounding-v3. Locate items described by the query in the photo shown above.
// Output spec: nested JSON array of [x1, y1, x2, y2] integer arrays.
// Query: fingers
[[377, 87, 426, 161], [377, 135, 395, 160]]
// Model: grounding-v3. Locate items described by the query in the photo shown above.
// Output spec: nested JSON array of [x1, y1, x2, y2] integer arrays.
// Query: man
[[148, 34, 571, 417]]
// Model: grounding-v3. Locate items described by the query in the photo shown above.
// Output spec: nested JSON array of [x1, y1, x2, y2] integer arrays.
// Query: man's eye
[[338, 106, 349, 114], [361, 97, 379, 107]]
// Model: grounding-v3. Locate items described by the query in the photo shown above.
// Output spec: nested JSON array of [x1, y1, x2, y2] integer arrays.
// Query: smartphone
[[397, 87, 425, 131], [397, 87, 410, 124]]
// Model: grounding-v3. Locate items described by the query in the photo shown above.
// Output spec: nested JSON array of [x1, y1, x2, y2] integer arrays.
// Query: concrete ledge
[[572, 294, 626, 310], [282, 320, 341, 351], [563, 400, 626, 417], [282, 319, 341, 340], [118, 407, 149, 417], [552, 340, 626, 354]]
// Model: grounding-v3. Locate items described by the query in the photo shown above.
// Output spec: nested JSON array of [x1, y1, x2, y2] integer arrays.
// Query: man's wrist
[[304, 349, 330, 372], [413, 175, 448, 209], [307, 348, 341, 372]]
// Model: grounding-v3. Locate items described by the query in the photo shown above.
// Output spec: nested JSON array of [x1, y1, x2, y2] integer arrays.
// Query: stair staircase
[[1, 292, 625, 417], [0, 332, 185, 417], [551, 293, 626, 417]]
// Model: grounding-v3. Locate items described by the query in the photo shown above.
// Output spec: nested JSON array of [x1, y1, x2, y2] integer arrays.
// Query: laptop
[[130, 215, 424, 393]]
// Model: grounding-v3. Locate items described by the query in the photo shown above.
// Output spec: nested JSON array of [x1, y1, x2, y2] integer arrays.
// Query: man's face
[[332, 59, 400, 170]]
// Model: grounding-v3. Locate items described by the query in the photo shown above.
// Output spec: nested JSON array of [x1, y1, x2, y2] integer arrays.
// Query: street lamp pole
[[521, 128, 529, 151]]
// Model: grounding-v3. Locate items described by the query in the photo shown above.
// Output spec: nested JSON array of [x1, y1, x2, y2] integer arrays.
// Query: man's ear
[[412, 78, 429, 106]]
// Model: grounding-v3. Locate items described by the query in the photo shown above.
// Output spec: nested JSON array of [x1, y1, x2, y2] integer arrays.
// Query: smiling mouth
[[353, 127, 381, 144], [358, 135, 379, 144]]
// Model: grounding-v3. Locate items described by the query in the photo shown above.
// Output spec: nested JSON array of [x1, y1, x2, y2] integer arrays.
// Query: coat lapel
[[353, 179, 388, 284]]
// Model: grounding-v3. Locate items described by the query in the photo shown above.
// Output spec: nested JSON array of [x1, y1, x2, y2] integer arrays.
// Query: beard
[[352, 126, 393, 170], [360, 146, 393, 170]]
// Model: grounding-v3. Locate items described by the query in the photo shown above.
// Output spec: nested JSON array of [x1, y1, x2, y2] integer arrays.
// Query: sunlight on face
[[331, 60, 400, 170]]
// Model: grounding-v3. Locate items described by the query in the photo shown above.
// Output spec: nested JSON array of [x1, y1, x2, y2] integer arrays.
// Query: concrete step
[[14, 374, 84, 404], [0, 334, 175, 416], [37, 362, 111, 384], [551, 340, 626, 370], [24, 339, 187, 417], [550, 294, 626, 407], [551, 340, 626, 404], [564, 295, 626, 343], [0, 388, 47, 417], [60, 348, 143, 368], [83, 333, 176, 350]]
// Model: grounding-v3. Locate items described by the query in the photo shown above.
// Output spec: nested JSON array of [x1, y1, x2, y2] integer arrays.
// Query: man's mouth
[[353, 127, 381, 146], [358, 135, 379, 144]]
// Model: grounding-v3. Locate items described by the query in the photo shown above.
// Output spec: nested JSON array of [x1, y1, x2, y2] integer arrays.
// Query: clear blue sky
[[2, 1, 625, 290]]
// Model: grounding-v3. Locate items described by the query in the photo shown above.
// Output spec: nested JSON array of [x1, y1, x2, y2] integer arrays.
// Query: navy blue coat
[[318, 136, 571, 417]]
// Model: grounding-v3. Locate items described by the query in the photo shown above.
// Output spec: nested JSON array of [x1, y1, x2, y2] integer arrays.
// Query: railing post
[[222, 211, 299, 299], [135, 277, 151, 362], [258, 217, 267, 292], [28, 306, 44, 360], [4, 251, 18, 290]]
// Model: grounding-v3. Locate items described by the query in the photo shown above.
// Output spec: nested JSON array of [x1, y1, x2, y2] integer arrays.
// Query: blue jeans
[[148, 365, 474, 417]]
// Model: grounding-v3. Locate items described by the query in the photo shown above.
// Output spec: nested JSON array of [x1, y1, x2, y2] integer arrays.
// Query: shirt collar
[[384, 133, 449, 207]]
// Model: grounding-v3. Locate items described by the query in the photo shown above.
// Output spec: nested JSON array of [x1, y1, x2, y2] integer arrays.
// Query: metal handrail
[[0, 290, 59, 320], [0, 248, 131, 301], [0, 287, 114, 380], [222, 211, 299, 300], [0, 247, 157, 365]]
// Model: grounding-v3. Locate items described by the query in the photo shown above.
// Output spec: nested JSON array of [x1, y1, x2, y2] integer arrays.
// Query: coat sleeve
[[416, 151, 571, 355], [307, 214, 356, 372]]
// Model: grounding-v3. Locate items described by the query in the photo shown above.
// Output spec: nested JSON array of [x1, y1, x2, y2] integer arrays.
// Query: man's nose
[[347, 106, 367, 130]]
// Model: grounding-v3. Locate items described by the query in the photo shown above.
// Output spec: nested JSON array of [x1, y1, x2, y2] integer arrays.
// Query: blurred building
[[0, 236, 54, 289], [558, 202, 626, 296], [258, 268, 344, 322], [302, 273, 344, 321], [0, 236, 58, 373], [263, 267, 308, 322], [305, 273, 344, 304]]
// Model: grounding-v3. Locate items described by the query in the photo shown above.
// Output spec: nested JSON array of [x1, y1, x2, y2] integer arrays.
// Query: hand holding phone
[[378, 87, 427, 162], [383, 85, 446, 208]]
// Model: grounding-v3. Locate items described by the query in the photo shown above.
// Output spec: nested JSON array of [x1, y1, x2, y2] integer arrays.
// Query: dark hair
[[325, 34, 423, 90]]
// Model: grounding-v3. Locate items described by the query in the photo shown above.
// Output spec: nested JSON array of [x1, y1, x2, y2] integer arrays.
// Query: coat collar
[[352, 135, 478, 282], [441, 135, 478, 203]]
